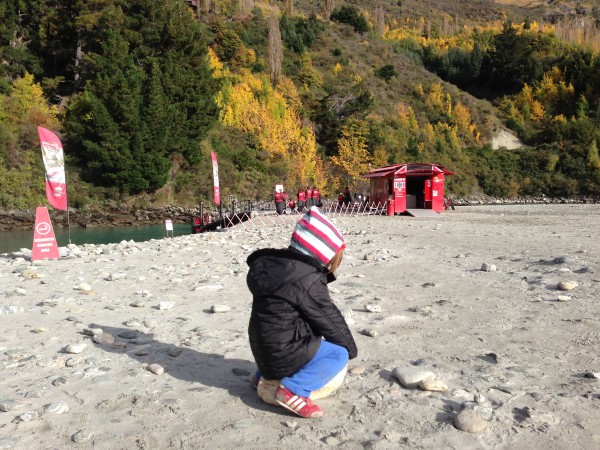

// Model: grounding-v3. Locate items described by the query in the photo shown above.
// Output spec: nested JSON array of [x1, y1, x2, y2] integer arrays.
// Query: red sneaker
[[275, 385, 324, 418]]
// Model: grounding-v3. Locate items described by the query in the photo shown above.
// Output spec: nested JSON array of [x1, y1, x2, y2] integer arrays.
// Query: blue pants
[[256, 340, 349, 398]]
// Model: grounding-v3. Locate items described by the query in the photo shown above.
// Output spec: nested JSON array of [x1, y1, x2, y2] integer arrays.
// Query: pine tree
[[65, 0, 217, 193]]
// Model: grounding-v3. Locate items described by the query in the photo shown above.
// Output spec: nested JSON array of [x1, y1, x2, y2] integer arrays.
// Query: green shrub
[[330, 6, 369, 34], [375, 64, 397, 81]]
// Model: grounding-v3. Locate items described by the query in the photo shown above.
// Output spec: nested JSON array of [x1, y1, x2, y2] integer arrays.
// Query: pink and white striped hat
[[290, 206, 346, 266]]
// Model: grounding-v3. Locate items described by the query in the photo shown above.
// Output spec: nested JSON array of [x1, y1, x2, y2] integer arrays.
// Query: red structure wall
[[363, 163, 454, 214]]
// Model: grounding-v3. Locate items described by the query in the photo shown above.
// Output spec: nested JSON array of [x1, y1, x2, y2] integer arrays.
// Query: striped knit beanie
[[290, 206, 346, 266]]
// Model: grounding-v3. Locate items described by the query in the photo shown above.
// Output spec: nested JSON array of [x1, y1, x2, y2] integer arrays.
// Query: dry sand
[[1, 204, 599, 449]]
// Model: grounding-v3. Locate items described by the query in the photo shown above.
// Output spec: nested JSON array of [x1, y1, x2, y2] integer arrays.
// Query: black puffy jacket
[[247, 247, 358, 380]]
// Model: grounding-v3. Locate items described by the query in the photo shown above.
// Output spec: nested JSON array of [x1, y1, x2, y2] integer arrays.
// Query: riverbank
[[1, 204, 599, 449], [1, 195, 598, 232], [0, 205, 197, 232]]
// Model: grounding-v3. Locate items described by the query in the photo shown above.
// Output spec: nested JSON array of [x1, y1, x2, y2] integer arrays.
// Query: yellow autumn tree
[[330, 119, 373, 193], [535, 67, 575, 111], [515, 84, 545, 121], [427, 82, 444, 111], [452, 102, 480, 140], [3, 72, 60, 133], [395, 102, 419, 132], [0, 73, 57, 207], [214, 61, 324, 189]]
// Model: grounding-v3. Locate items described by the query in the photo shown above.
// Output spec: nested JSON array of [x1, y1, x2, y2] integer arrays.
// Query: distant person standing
[[343, 187, 351, 206], [297, 189, 306, 213], [338, 192, 344, 208], [312, 186, 322, 208], [288, 197, 296, 213], [305, 186, 313, 209], [275, 190, 285, 215]]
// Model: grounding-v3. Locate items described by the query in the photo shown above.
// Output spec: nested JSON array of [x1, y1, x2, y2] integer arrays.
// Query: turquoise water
[[0, 222, 192, 254]]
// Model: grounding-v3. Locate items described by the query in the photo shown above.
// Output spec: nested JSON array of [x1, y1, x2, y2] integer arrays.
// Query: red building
[[363, 163, 454, 214]]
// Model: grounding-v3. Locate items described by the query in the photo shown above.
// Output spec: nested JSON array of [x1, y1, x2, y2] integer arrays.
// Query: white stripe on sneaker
[[286, 395, 298, 405], [294, 401, 306, 411], [290, 397, 304, 409]]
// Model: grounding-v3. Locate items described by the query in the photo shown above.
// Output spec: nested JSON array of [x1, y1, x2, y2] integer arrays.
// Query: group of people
[[274, 186, 323, 215]]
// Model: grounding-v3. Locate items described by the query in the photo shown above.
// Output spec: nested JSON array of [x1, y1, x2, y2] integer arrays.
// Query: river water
[[0, 223, 193, 254]]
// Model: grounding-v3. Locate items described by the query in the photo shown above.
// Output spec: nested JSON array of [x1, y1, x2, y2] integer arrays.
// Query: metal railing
[[219, 200, 388, 229]]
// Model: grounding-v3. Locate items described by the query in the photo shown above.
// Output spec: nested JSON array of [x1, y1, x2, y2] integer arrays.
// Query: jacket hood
[[246, 247, 335, 296]]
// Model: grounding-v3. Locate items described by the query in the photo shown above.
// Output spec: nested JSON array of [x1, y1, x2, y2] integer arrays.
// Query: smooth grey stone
[[324, 437, 340, 446], [232, 368, 251, 376], [118, 331, 138, 339], [412, 359, 427, 366], [72, 430, 92, 444], [553, 256, 574, 264], [530, 392, 544, 401], [52, 377, 67, 386], [392, 366, 435, 388], [43, 401, 69, 414], [453, 409, 487, 433], [232, 420, 252, 429], [66, 316, 79, 322], [168, 347, 183, 357], [66, 358, 81, 367], [24, 390, 43, 399], [92, 376, 111, 385], [481, 263, 497, 272]]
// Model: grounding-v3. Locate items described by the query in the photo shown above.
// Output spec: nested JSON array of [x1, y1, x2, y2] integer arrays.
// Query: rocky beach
[[1, 204, 599, 449]]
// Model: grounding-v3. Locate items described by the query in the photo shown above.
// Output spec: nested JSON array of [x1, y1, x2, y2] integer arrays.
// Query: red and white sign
[[164, 219, 173, 231], [38, 126, 68, 211], [32, 207, 60, 261], [211, 150, 220, 205]]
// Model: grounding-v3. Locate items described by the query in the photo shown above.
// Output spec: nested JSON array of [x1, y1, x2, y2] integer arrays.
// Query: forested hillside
[[1, 0, 599, 210]]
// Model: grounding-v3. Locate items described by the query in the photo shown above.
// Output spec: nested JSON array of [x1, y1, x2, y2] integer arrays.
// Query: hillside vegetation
[[1, 0, 599, 210]]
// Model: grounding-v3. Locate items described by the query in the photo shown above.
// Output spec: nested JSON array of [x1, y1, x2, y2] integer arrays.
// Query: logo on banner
[[32, 207, 60, 261], [36, 221, 51, 235]]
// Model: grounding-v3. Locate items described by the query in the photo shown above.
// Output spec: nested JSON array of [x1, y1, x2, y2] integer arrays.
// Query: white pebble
[[43, 401, 69, 415], [65, 343, 87, 354], [147, 364, 165, 375], [365, 304, 382, 313]]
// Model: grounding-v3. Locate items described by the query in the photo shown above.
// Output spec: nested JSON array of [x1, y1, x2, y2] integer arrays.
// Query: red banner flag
[[38, 126, 68, 211], [32, 207, 60, 261], [211, 150, 220, 205]]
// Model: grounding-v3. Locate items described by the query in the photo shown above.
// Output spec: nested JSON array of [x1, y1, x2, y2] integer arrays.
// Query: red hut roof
[[362, 163, 454, 178]]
